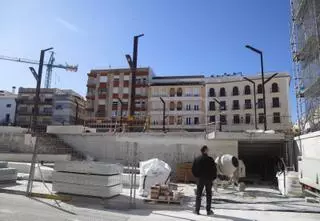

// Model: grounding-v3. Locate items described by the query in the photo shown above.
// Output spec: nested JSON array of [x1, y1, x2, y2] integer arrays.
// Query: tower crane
[[0, 52, 78, 88]]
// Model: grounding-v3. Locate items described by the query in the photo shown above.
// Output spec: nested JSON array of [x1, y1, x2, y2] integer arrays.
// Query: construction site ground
[[1, 181, 320, 220]]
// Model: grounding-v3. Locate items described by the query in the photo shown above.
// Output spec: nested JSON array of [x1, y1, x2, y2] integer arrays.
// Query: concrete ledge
[[0, 154, 71, 162], [53, 182, 122, 198], [52, 171, 121, 186], [54, 161, 123, 175]]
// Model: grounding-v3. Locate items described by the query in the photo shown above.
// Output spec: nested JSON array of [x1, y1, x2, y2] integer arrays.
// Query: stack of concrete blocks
[[0, 161, 17, 183], [52, 161, 123, 198]]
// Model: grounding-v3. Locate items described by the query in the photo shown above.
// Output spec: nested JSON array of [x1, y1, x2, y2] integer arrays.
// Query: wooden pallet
[[143, 197, 183, 205]]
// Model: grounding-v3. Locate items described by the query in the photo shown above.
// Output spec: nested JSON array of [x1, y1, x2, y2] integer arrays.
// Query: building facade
[[15, 88, 86, 129], [0, 89, 17, 125], [85, 67, 153, 128], [205, 72, 291, 132], [148, 76, 206, 131]]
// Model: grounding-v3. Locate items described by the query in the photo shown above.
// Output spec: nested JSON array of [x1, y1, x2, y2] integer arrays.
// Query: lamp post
[[213, 98, 222, 132], [26, 47, 53, 196], [117, 98, 123, 131], [243, 77, 258, 129], [160, 97, 166, 132], [126, 34, 144, 119]]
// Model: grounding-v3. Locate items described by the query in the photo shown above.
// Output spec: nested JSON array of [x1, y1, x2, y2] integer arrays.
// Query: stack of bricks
[[175, 163, 196, 183], [150, 184, 174, 200]]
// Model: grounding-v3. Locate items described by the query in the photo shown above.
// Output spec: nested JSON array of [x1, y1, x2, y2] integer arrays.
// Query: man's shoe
[[193, 210, 200, 215], [207, 210, 214, 216]]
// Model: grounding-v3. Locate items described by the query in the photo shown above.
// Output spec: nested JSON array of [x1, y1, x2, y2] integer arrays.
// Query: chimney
[[12, 86, 16, 94]]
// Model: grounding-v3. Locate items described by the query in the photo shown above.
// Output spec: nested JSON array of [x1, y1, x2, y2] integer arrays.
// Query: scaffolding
[[291, 0, 320, 133]]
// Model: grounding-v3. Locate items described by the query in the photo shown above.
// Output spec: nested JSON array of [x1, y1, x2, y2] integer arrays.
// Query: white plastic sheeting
[[138, 158, 171, 197]]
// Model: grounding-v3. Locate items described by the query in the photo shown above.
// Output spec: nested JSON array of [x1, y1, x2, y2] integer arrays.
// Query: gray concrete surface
[[1, 193, 320, 221]]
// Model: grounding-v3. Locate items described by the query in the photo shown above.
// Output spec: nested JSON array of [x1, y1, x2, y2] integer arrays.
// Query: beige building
[[148, 76, 206, 131], [86, 67, 153, 129], [205, 72, 291, 132], [15, 88, 86, 130]]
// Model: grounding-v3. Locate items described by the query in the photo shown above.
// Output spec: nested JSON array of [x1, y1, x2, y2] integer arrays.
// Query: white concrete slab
[[0, 168, 17, 182], [54, 161, 123, 175], [8, 162, 53, 182], [0, 154, 71, 162], [52, 182, 122, 198], [52, 171, 121, 186], [0, 161, 8, 168], [121, 173, 141, 186]]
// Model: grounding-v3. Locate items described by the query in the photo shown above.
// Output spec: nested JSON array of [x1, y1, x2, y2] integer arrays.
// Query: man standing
[[192, 145, 216, 215]]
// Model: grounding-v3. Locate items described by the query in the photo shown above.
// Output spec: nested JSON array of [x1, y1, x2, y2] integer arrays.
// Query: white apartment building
[[148, 76, 206, 131], [0, 88, 17, 125], [205, 72, 291, 132]]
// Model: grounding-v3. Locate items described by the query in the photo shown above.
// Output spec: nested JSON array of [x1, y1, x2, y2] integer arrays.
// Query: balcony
[[86, 93, 95, 100], [87, 79, 97, 88]]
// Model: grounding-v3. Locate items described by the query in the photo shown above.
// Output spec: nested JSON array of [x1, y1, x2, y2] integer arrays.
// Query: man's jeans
[[195, 178, 212, 212]]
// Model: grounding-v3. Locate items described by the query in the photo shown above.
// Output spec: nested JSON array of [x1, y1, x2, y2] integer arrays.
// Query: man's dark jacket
[[192, 154, 217, 180]]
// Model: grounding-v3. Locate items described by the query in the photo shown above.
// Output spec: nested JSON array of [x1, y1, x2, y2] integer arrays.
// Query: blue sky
[[0, 0, 295, 120]]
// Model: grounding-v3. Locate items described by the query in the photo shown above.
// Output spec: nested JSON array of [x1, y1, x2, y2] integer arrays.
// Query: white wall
[[205, 73, 291, 131], [0, 96, 16, 124]]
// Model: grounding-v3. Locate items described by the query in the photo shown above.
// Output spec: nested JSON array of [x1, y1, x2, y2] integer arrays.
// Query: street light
[[159, 97, 166, 132], [245, 45, 267, 130], [243, 77, 258, 129], [126, 34, 144, 120], [26, 47, 53, 196], [117, 98, 123, 131], [213, 98, 222, 132]]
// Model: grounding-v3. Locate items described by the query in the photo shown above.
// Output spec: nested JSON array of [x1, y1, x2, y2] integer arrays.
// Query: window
[[209, 88, 215, 97], [185, 88, 192, 96], [220, 115, 227, 125], [100, 76, 108, 82], [245, 114, 251, 124], [209, 115, 216, 123], [111, 111, 117, 117], [209, 101, 215, 111], [272, 83, 279, 93], [98, 87, 107, 94], [186, 117, 192, 125], [123, 87, 129, 94], [177, 88, 183, 97], [113, 87, 119, 93], [186, 104, 191, 111], [232, 100, 239, 110], [233, 114, 240, 124], [124, 75, 130, 80], [194, 117, 199, 125], [245, 99, 252, 109], [220, 101, 226, 110], [5, 114, 10, 123], [136, 79, 141, 85], [273, 112, 281, 123], [257, 99, 264, 109], [112, 101, 118, 106], [170, 88, 175, 97], [177, 101, 183, 111], [220, 88, 226, 97], [194, 104, 199, 111], [169, 116, 175, 125], [259, 113, 265, 124], [142, 78, 147, 85], [6, 104, 11, 108], [193, 88, 200, 96], [98, 99, 106, 105], [232, 87, 239, 96], [169, 101, 175, 111], [244, 85, 251, 95], [257, 84, 263, 94], [272, 97, 280, 108], [55, 105, 63, 110], [177, 116, 182, 125]]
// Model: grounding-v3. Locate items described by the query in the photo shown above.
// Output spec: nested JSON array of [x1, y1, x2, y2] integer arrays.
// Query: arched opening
[[257, 84, 263, 94], [220, 88, 226, 97], [169, 88, 175, 97], [232, 86, 239, 96], [244, 85, 251, 95], [177, 88, 183, 97], [271, 83, 279, 93], [209, 88, 215, 97], [169, 101, 175, 111], [177, 101, 182, 111]]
